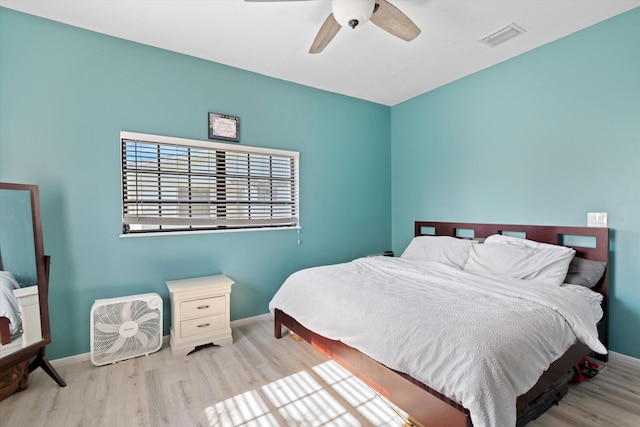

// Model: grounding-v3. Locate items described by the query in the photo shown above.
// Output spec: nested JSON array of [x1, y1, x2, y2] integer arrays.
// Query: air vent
[[481, 23, 526, 47]]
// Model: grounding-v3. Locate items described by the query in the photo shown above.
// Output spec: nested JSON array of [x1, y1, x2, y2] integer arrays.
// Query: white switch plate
[[587, 212, 608, 228]]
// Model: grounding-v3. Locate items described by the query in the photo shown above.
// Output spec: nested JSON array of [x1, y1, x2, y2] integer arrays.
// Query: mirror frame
[[0, 182, 51, 371]]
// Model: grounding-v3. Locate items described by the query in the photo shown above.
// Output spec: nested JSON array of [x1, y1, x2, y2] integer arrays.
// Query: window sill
[[119, 226, 302, 238]]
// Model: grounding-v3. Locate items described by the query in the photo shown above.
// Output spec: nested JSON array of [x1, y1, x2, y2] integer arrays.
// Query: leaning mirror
[[0, 182, 64, 387]]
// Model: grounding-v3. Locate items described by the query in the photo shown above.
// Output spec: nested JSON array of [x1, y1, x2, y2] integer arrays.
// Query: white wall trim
[[230, 312, 273, 327], [50, 350, 91, 368], [609, 351, 640, 368], [50, 312, 274, 368], [55, 312, 640, 370]]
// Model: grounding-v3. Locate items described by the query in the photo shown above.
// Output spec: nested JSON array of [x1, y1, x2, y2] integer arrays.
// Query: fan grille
[[91, 295, 163, 365]]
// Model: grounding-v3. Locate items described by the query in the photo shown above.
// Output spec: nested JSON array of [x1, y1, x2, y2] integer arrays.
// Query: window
[[121, 131, 299, 235]]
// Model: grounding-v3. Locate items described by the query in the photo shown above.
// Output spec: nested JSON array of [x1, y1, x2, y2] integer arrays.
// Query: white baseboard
[[230, 312, 273, 327], [609, 351, 640, 369], [50, 312, 274, 368], [50, 350, 91, 368], [52, 313, 639, 371]]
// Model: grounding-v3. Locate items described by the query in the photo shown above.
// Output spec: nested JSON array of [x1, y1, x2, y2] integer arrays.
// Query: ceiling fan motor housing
[[332, 0, 376, 29]]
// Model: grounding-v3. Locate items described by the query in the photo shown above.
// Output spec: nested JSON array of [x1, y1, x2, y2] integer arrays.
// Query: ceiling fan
[[245, 0, 421, 54]]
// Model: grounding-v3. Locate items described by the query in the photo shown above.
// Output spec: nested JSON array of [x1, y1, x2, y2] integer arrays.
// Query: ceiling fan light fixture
[[332, 0, 376, 29]]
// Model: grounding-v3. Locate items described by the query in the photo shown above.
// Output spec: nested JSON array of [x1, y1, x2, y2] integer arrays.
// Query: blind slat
[[123, 215, 299, 227], [121, 132, 299, 234]]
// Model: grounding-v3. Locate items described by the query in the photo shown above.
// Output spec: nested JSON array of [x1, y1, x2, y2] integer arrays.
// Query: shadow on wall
[[40, 185, 77, 356]]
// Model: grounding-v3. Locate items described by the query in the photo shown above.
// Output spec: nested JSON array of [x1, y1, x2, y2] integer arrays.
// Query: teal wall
[[391, 8, 640, 358], [0, 8, 392, 359], [2, 6, 639, 361]]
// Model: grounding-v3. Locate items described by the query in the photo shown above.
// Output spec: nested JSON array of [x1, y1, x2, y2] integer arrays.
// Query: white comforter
[[269, 256, 606, 427]]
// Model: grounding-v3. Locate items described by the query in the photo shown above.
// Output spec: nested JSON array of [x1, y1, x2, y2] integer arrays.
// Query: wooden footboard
[[0, 317, 10, 345]]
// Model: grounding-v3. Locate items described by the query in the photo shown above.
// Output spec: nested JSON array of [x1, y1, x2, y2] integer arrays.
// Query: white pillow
[[401, 236, 477, 269], [485, 234, 567, 253], [465, 236, 575, 286]]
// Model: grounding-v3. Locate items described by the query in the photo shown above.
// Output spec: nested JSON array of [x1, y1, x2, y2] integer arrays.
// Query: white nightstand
[[13, 286, 43, 346], [165, 274, 234, 357]]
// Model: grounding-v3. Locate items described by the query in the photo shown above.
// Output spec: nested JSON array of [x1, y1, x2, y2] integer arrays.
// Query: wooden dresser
[[165, 274, 234, 357]]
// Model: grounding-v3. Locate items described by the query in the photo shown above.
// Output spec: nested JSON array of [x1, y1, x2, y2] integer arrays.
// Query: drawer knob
[[197, 323, 211, 328], [197, 305, 210, 310]]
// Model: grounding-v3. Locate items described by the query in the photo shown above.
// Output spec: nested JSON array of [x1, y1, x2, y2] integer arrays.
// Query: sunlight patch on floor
[[205, 360, 407, 426], [206, 390, 280, 427], [313, 361, 406, 427]]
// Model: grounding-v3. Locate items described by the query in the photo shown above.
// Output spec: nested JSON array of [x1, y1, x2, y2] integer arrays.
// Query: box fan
[[90, 293, 163, 366]]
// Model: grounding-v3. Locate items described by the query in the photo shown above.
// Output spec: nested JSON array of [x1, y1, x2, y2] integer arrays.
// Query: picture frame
[[208, 112, 240, 142]]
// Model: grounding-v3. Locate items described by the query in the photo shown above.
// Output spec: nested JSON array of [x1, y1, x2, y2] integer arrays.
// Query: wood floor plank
[[1, 319, 638, 427]]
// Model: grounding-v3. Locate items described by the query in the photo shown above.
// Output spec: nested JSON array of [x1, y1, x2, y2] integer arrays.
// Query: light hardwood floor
[[1, 319, 639, 427]]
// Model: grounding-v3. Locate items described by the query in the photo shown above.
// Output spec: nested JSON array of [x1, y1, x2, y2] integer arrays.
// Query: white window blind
[[121, 132, 299, 234]]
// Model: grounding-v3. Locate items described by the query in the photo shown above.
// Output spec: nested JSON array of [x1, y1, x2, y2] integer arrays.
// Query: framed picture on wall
[[208, 112, 240, 142]]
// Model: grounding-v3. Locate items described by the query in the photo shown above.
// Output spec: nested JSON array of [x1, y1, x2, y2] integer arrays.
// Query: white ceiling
[[2, 0, 639, 106]]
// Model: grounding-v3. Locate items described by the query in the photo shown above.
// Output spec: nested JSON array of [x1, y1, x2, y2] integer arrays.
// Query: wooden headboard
[[415, 221, 610, 350], [415, 221, 608, 259]]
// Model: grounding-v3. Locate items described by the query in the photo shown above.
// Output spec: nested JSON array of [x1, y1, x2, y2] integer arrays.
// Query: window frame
[[120, 131, 300, 237]]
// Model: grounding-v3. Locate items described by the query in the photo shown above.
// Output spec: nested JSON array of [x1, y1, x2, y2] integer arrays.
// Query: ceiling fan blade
[[309, 13, 341, 54], [370, 0, 421, 42]]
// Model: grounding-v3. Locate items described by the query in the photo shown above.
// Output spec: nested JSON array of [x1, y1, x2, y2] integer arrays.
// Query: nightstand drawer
[[181, 314, 226, 338], [180, 296, 225, 318]]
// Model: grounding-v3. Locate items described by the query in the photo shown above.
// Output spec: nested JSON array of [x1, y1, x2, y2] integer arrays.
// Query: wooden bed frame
[[274, 221, 609, 427], [0, 318, 10, 346]]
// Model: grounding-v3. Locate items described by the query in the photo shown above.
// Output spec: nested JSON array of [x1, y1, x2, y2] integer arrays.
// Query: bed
[[269, 221, 609, 427]]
